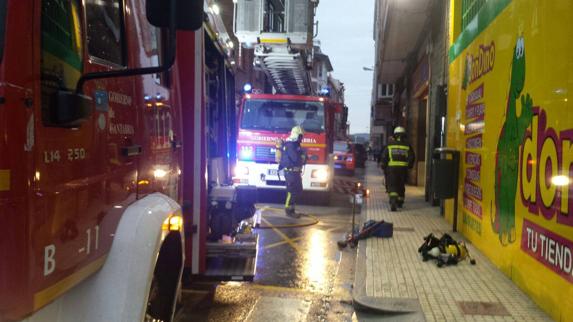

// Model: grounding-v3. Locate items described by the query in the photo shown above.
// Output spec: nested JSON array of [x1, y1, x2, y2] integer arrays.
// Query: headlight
[[239, 146, 254, 160], [162, 215, 183, 231], [311, 168, 329, 182], [234, 165, 249, 176], [153, 168, 168, 179]]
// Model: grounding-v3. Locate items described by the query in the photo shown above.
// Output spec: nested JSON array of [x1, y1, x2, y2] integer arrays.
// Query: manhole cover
[[457, 301, 510, 316]]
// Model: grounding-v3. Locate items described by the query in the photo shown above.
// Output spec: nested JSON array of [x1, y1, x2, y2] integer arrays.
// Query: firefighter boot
[[286, 207, 301, 219], [389, 196, 397, 211], [397, 197, 404, 208]]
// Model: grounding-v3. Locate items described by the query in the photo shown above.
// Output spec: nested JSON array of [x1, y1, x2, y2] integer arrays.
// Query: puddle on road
[[245, 296, 312, 322]]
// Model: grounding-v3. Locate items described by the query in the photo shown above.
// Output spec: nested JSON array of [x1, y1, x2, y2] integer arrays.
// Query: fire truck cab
[[234, 93, 338, 193], [0, 0, 256, 321]]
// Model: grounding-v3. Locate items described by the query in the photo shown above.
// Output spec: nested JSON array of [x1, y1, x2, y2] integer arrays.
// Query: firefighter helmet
[[393, 126, 406, 135], [288, 125, 305, 141]]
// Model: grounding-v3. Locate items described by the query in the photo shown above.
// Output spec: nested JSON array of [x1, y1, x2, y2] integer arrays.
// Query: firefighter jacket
[[380, 138, 415, 169], [280, 140, 306, 171]]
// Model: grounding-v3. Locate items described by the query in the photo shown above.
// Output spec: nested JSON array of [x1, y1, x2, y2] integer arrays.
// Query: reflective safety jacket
[[380, 138, 415, 169], [279, 140, 306, 171]]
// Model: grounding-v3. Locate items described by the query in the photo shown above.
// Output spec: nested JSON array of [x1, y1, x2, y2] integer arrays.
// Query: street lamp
[[362, 66, 374, 71]]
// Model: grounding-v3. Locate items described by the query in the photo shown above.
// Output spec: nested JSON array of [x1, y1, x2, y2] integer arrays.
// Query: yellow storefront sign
[[448, 0, 573, 320]]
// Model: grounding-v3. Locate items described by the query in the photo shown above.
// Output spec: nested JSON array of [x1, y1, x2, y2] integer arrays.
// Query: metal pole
[[351, 192, 356, 240], [452, 151, 460, 232], [453, 186, 458, 232]]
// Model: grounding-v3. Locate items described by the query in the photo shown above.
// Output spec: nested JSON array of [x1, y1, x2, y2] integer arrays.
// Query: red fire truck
[[0, 1, 255, 321], [233, 93, 341, 194]]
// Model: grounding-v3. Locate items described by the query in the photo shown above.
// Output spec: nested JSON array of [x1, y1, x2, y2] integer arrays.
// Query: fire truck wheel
[[144, 232, 183, 322]]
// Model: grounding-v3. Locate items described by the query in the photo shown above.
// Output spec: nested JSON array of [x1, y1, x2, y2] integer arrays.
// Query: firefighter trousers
[[385, 166, 408, 206], [284, 170, 303, 214]]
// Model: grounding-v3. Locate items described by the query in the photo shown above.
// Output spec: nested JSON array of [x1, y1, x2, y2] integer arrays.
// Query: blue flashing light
[[319, 87, 330, 96], [243, 83, 253, 93]]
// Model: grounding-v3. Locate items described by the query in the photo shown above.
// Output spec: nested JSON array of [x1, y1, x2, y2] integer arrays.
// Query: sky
[[316, 0, 375, 134]]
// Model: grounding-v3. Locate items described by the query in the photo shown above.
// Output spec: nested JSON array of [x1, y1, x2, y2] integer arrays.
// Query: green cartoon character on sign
[[462, 54, 472, 90], [492, 36, 533, 245]]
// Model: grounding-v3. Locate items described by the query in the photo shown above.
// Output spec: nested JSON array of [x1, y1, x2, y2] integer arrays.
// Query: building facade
[[446, 1, 573, 320], [374, 0, 573, 319], [370, 0, 449, 199]]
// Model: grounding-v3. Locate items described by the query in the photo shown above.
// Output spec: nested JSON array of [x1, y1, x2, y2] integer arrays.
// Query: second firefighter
[[380, 126, 415, 211]]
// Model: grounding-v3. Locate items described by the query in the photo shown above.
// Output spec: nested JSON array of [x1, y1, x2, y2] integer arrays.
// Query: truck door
[[0, 0, 35, 318], [131, 3, 181, 202], [33, 0, 138, 301]]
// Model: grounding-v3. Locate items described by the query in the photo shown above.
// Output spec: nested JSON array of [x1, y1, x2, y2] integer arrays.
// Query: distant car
[[353, 143, 367, 168], [333, 140, 355, 175]]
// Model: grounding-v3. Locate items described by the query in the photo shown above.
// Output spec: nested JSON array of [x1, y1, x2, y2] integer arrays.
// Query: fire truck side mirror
[[146, 0, 204, 31], [48, 91, 93, 128]]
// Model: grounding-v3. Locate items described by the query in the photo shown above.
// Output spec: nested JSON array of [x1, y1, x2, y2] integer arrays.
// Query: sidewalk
[[353, 162, 551, 321]]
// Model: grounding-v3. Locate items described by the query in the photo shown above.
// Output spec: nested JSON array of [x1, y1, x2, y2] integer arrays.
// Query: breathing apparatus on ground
[[418, 233, 476, 267]]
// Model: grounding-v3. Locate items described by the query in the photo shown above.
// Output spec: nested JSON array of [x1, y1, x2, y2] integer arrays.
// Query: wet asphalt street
[[175, 172, 362, 322]]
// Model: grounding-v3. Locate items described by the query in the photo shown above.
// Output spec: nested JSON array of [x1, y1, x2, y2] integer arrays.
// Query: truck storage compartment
[[204, 185, 259, 281], [204, 233, 258, 281]]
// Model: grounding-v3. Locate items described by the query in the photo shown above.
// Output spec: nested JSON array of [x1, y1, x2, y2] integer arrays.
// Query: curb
[[351, 202, 425, 320]]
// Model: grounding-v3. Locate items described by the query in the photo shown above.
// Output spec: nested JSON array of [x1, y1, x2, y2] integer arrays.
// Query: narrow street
[[175, 173, 363, 322], [3, 1, 571, 321]]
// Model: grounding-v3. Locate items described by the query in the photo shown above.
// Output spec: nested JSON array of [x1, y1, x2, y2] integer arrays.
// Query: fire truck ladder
[[234, 0, 317, 95], [254, 46, 311, 95]]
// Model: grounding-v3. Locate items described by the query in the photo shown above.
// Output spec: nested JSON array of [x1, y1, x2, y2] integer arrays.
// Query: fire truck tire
[[145, 232, 183, 322]]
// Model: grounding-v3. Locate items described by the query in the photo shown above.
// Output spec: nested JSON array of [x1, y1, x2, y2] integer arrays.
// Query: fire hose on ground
[[253, 206, 320, 229]]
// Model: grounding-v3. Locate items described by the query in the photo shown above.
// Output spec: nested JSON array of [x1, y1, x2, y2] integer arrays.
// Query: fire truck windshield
[[241, 99, 325, 133], [334, 141, 351, 152]]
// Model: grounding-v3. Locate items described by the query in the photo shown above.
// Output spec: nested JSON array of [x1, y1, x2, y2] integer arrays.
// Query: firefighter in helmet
[[380, 126, 415, 211], [279, 125, 307, 218]]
